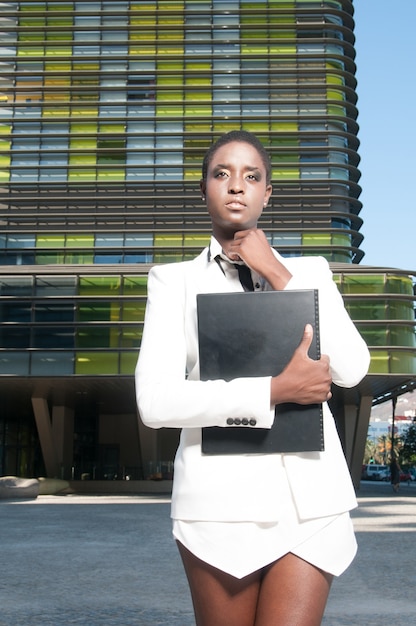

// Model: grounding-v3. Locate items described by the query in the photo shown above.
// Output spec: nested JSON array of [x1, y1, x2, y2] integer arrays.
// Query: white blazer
[[135, 239, 370, 523]]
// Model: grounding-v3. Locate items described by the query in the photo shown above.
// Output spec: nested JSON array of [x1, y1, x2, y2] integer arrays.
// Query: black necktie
[[235, 263, 254, 292]]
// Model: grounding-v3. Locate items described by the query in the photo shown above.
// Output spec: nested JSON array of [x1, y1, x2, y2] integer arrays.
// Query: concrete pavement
[[0, 481, 415, 625]]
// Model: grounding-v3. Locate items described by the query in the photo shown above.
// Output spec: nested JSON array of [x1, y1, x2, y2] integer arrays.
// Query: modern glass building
[[0, 1, 415, 488]]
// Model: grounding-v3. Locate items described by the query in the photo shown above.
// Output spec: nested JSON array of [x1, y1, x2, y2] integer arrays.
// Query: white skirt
[[172, 461, 357, 579]]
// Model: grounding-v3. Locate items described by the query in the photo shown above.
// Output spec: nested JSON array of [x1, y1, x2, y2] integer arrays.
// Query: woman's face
[[201, 140, 272, 239]]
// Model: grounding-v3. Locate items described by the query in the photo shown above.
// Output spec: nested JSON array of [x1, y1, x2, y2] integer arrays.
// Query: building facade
[[0, 1, 415, 486]]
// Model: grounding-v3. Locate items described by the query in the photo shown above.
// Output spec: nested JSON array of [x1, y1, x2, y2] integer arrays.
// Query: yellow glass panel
[[66, 235, 94, 248], [156, 104, 184, 115], [100, 124, 125, 134], [184, 169, 200, 181], [327, 89, 344, 101], [303, 233, 331, 246], [272, 168, 300, 179], [327, 75, 343, 85], [43, 106, 70, 116], [327, 104, 346, 116], [67, 169, 93, 182], [70, 137, 97, 149], [46, 47, 72, 56], [0, 170, 11, 182], [185, 91, 211, 102], [36, 234, 65, 248], [154, 234, 182, 247], [18, 47, 45, 56], [97, 170, 126, 182], [184, 234, 210, 247], [129, 44, 157, 54], [70, 107, 99, 117], [76, 352, 118, 375], [69, 155, 97, 165]]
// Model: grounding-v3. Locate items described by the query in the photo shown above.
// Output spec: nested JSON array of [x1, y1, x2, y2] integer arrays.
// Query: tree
[[400, 424, 416, 464]]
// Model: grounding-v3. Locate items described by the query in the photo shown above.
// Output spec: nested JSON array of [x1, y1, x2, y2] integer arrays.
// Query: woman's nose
[[228, 176, 244, 193]]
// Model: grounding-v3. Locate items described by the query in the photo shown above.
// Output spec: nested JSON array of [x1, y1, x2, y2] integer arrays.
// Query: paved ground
[[1, 480, 415, 626]]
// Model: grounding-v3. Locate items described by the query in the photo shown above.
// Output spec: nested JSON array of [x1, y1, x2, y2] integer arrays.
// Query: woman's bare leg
[[177, 541, 262, 626], [255, 552, 333, 626], [178, 543, 333, 626]]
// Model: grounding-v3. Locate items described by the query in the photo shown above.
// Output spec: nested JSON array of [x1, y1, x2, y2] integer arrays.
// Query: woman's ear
[[200, 179, 206, 200], [264, 183, 273, 206]]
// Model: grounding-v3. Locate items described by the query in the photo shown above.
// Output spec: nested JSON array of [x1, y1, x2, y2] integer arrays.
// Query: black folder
[[197, 289, 324, 454]]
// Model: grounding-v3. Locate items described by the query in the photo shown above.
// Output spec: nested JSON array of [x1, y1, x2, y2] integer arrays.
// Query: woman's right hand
[[270, 324, 332, 406]]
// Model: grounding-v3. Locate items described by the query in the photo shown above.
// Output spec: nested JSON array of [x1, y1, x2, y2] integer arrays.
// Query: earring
[[202, 196, 206, 201]]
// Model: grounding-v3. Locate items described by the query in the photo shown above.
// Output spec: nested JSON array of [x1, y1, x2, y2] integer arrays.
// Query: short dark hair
[[201, 130, 272, 184]]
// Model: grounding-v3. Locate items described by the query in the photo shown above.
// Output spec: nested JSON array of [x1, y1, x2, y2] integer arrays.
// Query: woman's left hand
[[227, 229, 292, 290]]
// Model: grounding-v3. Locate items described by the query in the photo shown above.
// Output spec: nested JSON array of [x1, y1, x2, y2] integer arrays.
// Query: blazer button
[[249, 419, 257, 426], [242, 418, 249, 426], [234, 418, 242, 425], [226, 418, 234, 425]]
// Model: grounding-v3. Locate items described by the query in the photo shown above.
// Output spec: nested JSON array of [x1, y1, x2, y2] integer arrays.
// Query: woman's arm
[[284, 256, 370, 388], [135, 264, 275, 429]]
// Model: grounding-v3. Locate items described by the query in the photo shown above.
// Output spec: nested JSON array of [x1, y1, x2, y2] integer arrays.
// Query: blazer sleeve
[[284, 256, 370, 388], [135, 264, 275, 429]]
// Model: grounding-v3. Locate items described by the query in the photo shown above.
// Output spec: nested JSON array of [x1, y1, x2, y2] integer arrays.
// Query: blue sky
[[353, 1, 415, 270]]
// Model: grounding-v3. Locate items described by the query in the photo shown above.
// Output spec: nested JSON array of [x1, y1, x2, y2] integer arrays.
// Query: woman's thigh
[[178, 542, 333, 626], [255, 552, 333, 626], [177, 541, 262, 626]]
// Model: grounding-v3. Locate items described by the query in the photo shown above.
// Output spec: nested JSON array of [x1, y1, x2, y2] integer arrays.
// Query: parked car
[[362, 464, 390, 481]]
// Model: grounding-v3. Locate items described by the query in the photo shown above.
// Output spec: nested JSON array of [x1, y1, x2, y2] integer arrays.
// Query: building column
[[52, 405, 74, 480], [137, 415, 159, 478], [31, 396, 60, 478], [349, 395, 373, 489]]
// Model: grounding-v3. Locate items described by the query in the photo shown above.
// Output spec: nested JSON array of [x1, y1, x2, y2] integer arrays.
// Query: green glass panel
[[79, 276, 121, 296], [78, 302, 111, 322], [120, 327, 142, 348], [154, 251, 183, 263], [120, 351, 140, 375], [345, 301, 387, 321], [76, 352, 119, 375], [368, 350, 389, 374], [36, 252, 65, 264], [385, 276, 414, 295], [76, 327, 110, 349], [122, 303, 146, 322], [64, 252, 94, 264], [390, 350, 416, 374], [123, 277, 148, 296], [341, 275, 385, 294]]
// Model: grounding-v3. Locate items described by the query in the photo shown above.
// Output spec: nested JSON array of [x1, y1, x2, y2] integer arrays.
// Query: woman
[[136, 130, 370, 626]]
